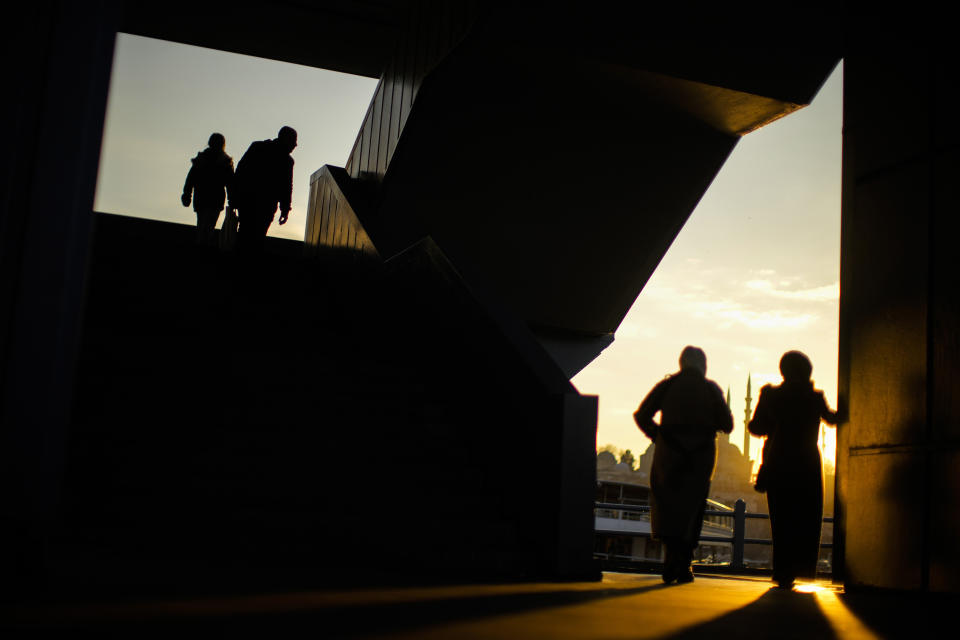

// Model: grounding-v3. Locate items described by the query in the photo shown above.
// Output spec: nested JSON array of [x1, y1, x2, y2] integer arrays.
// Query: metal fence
[[595, 499, 833, 570]]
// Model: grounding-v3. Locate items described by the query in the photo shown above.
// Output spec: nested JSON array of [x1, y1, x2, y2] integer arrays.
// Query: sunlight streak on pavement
[[813, 587, 880, 640], [1, 573, 901, 638], [380, 574, 769, 639]]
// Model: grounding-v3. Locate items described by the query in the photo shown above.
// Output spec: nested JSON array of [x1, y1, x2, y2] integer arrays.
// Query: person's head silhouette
[[277, 126, 297, 153], [779, 350, 813, 383], [679, 346, 707, 375], [208, 132, 225, 150]]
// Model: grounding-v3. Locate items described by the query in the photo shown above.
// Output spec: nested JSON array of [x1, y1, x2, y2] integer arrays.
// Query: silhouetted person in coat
[[181, 132, 234, 246], [634, 346, 733, 584], [232, 126, 297, 253], [749, 350, 838, 589]]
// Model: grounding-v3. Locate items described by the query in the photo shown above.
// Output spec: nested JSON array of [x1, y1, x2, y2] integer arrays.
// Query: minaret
[[743, 374, 753, 459]]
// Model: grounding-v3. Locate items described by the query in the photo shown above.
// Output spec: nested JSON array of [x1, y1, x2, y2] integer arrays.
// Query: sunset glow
[[574, 63, 842, 470]]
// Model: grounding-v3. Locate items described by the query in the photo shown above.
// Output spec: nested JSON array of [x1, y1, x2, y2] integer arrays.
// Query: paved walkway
[[1, 572, 951, 637]]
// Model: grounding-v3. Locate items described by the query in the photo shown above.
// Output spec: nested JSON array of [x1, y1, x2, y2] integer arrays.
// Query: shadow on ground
[[2, 581, 671, 635], [662, 588, 836, 640], [839, 590, 957, 638]]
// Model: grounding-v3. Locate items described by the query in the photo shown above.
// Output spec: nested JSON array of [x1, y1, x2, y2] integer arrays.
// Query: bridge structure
[[1, 0, 958, 600]]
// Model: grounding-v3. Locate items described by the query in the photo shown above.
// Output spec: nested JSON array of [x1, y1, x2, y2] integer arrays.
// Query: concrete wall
[[0, 2, 117, 593], [838, 44, 960, 592]]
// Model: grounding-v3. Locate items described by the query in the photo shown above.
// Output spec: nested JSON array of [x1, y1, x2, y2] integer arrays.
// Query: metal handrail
[[594, 498, 835, 569], [596, 503, 747, 518]]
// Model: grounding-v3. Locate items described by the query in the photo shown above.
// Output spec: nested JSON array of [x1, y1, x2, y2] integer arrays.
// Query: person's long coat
[[635, 369, 733, 545], [748, 381, 837, 581], [182, 147, 233, 213], [233, 139, 294, 215]]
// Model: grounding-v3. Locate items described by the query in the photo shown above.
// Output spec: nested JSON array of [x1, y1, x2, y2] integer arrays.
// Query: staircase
[[304, 4, 839, 376], [59, 212, 595, 594]]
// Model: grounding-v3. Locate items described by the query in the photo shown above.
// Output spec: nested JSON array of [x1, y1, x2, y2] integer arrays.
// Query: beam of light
[[813, 587, 881, 640]]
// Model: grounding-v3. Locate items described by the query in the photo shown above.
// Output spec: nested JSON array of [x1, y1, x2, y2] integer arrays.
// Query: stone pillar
[[838, 42, 960, 592]]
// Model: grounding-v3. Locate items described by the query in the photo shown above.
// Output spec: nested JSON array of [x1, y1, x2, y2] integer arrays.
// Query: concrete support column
[[556, 393, 600, 579], [838, 45, 960, 592]]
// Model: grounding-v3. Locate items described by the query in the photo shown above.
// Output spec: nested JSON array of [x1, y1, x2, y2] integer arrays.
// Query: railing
[[305, 166, 380, 258], [595, 499, 834, 571]]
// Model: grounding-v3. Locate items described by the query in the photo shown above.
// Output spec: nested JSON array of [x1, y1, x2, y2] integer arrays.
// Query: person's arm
[[820, 391, 839, 426], [224, 158, 235, 210], [634, 377, 672, 441], [748, 384, 775, 436], [278, 157, 293, 225], [716, 385, 734, 434], [181, 164, 195, 207]]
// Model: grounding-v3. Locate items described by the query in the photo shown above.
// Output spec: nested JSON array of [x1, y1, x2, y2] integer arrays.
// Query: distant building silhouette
[[595, 453, 737, 566], [712, 375, 756, 499]]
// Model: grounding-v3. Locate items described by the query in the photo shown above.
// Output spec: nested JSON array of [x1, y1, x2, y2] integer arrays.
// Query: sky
[[94, 35, 842, 467], [94, 33, 379, 241], [573, 63, 843, 467]]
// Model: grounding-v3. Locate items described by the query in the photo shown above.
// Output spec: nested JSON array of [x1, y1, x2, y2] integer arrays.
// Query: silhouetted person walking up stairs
[[233, 126, 297, 254], [749, 350, 838, 590], [634, 346, 733, 584], [181, 132, 234, 246]]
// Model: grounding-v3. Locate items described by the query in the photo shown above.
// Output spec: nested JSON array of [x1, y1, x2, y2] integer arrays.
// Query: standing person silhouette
[[232, 126, 297, 253], [634, 346, 733, 583], [749, 350, 838, 589], [181, 132, 234, 246]]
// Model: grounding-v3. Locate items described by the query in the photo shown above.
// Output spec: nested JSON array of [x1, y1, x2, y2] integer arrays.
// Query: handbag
[[219, 206, 238, 250], [754, 462, 769, 493]]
